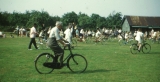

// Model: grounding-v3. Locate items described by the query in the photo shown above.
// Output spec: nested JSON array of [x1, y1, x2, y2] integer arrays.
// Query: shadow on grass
[[58, 69, 117, 74], [148, 52, 160, 54], [84, 69, 117, 73]]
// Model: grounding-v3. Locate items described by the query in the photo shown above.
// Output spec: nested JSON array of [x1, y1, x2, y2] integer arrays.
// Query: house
[[121, 15, 160, 32]]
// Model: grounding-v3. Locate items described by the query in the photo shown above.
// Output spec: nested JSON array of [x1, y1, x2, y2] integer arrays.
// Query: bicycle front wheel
[[35, 53, 54, 74], [142, 43, 151, 54], [67, 54, 87, 73], [130, 44, 139, 54]]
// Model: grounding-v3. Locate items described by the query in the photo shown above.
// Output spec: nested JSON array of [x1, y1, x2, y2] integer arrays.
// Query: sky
[[0, 0, 160, 17]]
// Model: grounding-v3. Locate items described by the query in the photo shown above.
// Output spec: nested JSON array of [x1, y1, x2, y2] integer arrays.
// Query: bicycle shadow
[[59, 69, 117, 74]]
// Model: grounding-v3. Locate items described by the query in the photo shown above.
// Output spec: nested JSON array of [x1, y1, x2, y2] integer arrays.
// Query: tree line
[[0, 10, 123, 32]]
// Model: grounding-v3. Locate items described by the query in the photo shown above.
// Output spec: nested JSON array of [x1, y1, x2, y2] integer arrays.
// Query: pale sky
[[0, 0, 160, 17]]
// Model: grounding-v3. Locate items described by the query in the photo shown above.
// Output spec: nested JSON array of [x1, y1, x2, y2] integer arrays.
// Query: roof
[[122, 15, 160, 27]]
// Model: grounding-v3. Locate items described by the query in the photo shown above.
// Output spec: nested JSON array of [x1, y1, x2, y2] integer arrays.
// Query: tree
[[106, 11, 122, 29], [61, 11, 78, 26], [78, 13, 90, 28]]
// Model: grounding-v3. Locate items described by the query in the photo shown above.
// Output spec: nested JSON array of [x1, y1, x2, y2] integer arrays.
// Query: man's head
[[68, 23, 72, 29], [56, 21, 63, 29], [33, 23, 37, 27]]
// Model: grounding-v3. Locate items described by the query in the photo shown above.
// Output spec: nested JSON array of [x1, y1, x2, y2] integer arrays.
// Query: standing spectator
[[16, 26, 19, 37], [28, 23, 38, 50], [151, 29, 154, 38], [92, 30, 95, 37], [87, 29, 92, 38], [125, 32, 129, 42], [64, 24, 72, 44], [95, 29, 101, 42], [75, 28, 79, 38], [42, 24, 47, 40], [79, 29, 84, 41], [39, 30, 44, 44], [118, 29, 122, 35], [19, 27, 23, 37]]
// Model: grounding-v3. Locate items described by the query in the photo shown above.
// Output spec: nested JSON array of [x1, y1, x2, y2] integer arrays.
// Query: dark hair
[[34, 23, 37, 27], [138, 28, 141, 31]]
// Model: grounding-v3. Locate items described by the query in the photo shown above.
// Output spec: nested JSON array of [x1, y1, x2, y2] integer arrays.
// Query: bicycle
[[130, 40, 151, 54], [34, 43, 88, 74]]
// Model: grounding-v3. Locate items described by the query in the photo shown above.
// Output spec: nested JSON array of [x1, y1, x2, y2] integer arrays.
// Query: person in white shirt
[[39, 30, 44, 44], [47, 21, 68, 66], [28, 23, 38, 50], [79, 29, 84, 41], [64, 24, 72, 44], [95, 30, 101, 42], [125, 32, 129, 42], [135, 28, 144, 51], [87, 30, 92, 37]]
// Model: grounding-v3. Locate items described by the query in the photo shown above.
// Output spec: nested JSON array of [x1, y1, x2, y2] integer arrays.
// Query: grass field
[[0, 34, 160, 82]]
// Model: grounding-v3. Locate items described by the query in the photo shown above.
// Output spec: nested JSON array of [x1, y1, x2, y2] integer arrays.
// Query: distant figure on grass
[[95, 29, 101, 42], [28, 23, 38, 50]]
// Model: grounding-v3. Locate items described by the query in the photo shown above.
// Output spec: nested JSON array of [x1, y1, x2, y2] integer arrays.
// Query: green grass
[[0, 34, 160, 82]]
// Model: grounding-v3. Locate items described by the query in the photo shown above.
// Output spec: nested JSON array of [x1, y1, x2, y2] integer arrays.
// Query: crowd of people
[[1, 21, 160, 67]]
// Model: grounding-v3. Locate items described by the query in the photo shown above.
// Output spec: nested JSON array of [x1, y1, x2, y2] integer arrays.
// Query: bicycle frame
[[62, 44, 73, 62]]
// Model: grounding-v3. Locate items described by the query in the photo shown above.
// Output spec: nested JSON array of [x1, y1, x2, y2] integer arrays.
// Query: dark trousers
[[47, 38, 64, 64], [28, 38, 38, 49]]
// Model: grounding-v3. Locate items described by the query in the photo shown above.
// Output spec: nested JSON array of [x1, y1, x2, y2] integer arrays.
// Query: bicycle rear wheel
[[142, 43, 151, 54], [67, 54, 87, 73], [130, 44, 139, 54], [35, 53, 54, 74]]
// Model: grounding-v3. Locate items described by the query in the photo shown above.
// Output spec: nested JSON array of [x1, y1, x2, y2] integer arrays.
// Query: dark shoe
[[60, 63, 66, 67]]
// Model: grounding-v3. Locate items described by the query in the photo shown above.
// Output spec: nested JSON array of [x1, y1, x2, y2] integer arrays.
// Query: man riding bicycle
[[47, 21, 68, 66], [135, 28, 144, 51]]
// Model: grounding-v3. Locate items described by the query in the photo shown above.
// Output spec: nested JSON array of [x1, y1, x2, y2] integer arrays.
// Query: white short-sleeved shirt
[[49, 26, 61, 40], [0, 31, 3, 36], [80, 29, 84, 34], [64, 28, 72, 39], [95, 31, 101, 37], [135, 31, 143, 43], [30, 27, 36, 38], [153, 32, 157, 37], [125, 33, 128, 39]]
